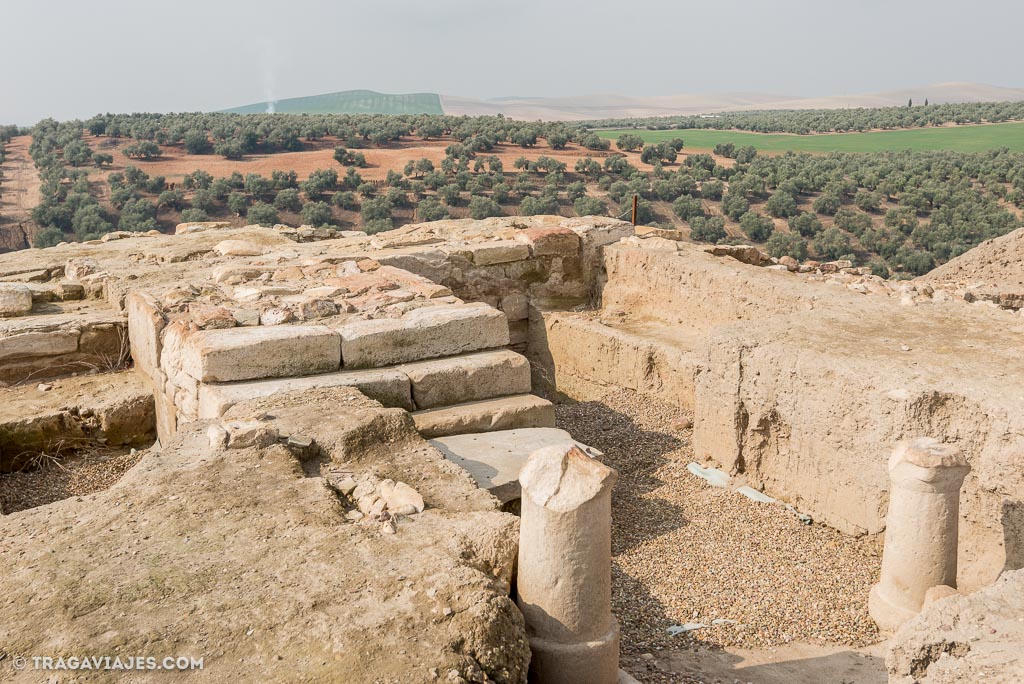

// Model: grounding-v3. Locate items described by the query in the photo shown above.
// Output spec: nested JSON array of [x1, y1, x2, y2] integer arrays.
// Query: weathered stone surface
[[0, 387, 529, 680], [500, 292, 530, 321], [397, 349, 531, 410], [197, 367, 412, 418], [214, 239, 264, 257], [190, 305, 237, 329], [430, 427, 602, 503], [223, 419, 279, 449], [174, 220, 230, 235], [887, 569, 1024, 683], [377, 479, 425, 514], [0, 284, 33, 316], [0, 371, 155, 472], [515, 227, 581, 257], [179, 325, 341, 383], [0, 330, 79, 361], [64, 257, 98, 280], [466, 240, 531, 266], [702, 244, 773, 266], [412, 394, 555, 438], [212, 264, 273, 284], [534, 313, 699, 409], [338, 302, 509, 369]]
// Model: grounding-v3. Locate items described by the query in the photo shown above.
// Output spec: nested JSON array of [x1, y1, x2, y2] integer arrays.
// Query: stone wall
[[530, 237, 1024, 590]]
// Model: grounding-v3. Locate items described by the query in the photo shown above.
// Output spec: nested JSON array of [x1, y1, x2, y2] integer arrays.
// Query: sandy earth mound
[[920, 226, 1024, 293]]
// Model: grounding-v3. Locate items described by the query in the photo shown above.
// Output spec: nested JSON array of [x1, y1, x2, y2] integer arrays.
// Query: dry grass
[[0, 446, 142, 514]]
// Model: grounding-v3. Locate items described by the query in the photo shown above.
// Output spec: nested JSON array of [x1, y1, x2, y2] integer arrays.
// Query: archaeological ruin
[[0, 215, 1021, 682]]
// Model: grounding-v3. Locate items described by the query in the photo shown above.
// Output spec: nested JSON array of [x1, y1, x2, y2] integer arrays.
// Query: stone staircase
[[148, 297, 555, 441]]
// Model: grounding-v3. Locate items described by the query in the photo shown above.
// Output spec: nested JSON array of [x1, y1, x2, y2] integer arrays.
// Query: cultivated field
[[597, 120, 1024, 153]]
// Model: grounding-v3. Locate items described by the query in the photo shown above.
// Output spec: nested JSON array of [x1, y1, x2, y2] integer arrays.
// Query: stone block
[[338, 302, 508, 369], [197, 367, 412, 418], [500, 293, 530, 321], [180, 325, 341, 383], [214, 240, 264, 257], [0, 330, 79, 361], [430, 427, 601, 504], [412, 394, 555, 439], [125, 292, 165, 378], [0, 284, 33, 316], [467, 240, 530, 266], [398, 349, 531, 410], [174, 221, 230, 235], [515, 227, 581, 257]]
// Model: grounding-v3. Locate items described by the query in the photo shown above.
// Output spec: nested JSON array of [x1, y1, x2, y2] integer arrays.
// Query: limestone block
[[0, 284, 33, 316], [702, 244, 772, 266], [190, 305, 237, 330], [567, 221, 633, 248], [515, 227, 581, 258], [180, 325, 341, 383], [500, 293, 530, 321], [212, 265, 273, 284], [377, 479, 425, 514], [467, 240, 531, 266], [397, 349, 532, 410], [430, 427, 602, 504], [224, 420, 279, 449], [0, 330, 79, 361], [214, 240, 264, 257], [509, 320, 529, 346], [174, 221, 230, 235], [338, 302, 509, 369], [412, 394, 555, 439], [197, 367, 412, 418], [64, 258, 98, 281], [517, 444, 620, 684]]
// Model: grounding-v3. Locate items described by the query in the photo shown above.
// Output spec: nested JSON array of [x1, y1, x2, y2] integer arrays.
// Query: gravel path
[[0, 447, 142, 514], [555, 389, 882, 659]]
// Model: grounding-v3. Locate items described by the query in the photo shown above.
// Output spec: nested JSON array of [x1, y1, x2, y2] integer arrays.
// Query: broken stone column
[[516, 444, 620, 684], [869, 438, 971, 632]]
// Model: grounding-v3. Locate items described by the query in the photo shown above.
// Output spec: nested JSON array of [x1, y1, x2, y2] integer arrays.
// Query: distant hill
[[222, 90, 443, 115], [221, 83, 1024, 121], [442, 82, 1024, 121]]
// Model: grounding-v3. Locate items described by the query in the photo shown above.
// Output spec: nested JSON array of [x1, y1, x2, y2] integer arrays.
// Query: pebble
[[556, 388, 881, 658]]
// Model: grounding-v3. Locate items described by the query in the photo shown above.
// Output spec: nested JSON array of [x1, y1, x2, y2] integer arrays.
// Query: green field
[[223, 89, 444, 115], [595, 121, 1024, 153]]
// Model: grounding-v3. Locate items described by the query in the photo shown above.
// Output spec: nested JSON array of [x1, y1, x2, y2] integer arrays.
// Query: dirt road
[[0, 136, 40, 251]]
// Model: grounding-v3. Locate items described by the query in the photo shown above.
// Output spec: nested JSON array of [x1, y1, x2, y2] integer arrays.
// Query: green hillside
[[596, 121, 1024, 153], [223, 90, 443, 115]]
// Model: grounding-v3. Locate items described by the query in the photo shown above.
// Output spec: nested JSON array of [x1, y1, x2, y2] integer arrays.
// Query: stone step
[[198, 367, 413, 418], [195, 349, 533, 419], [177, 324, 342, 383], [397, 349, 530, 410], [336, 302, 508, 369], [411, 394, 555, 439], [429, 427, 602, 504]]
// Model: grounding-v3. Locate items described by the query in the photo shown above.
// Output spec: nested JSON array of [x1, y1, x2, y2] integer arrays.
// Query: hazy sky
[[4, 0, 1022, 124]]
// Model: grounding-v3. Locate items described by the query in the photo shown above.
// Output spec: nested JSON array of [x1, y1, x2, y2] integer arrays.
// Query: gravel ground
[[556, 388, 882, 660], [0, 447, 142, 514]]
